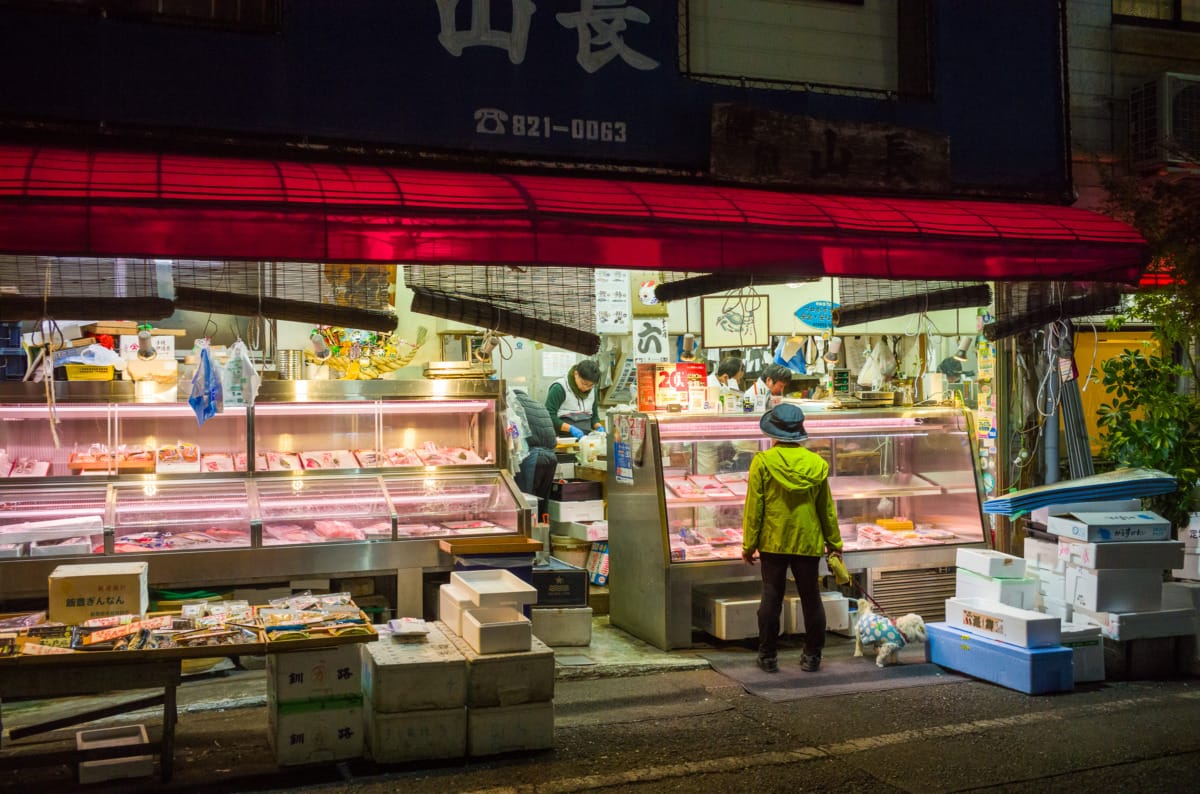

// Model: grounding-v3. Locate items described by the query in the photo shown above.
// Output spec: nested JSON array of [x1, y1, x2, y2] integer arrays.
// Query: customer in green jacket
[[742, 403, 842, 673]]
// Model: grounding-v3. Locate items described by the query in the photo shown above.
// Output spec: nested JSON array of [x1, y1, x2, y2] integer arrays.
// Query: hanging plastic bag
[[188, 342, 224, 426], [857, 343, 883, 390], [221, 339, 261, 407]]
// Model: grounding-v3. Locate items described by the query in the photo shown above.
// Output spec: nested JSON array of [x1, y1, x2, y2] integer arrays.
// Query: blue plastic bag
[[188, 343, 224, 426]]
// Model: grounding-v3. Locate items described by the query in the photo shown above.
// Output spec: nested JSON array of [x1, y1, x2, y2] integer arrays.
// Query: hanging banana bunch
[[304, 326, 428, 380]]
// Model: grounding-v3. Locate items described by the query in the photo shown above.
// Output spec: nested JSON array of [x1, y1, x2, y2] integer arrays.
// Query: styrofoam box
[[361, 624, 467, 712], [1031, 569, 1066, 601], [1173, 552, 1200, 581], [692, 596, 760, 640], [955, 568, 1036, 610], [944, 596, 1062, 648], [1040, 595, 1073, 622], [1022, 537, 1064, 573], [956, 548, 1027, 579], [1162, 581, 1200, 611], [1060, 620, 1105, 683], [1058, 539, 1184, 570], [1072, 604, 1199, 641], [531, 606, 593, 646], [442, 626, 554, 707], [269, 696, 363, 767], [462, 605, 532, 655], [1181, 513, 1199, 550], [468, 701, 554, 756], [546, 499, 604, 523], [1065, 565, 1163, 613], [1047, 512, 1171, 543], [364, 702, 466, 763], [451, 569, 539, 609], [925, 622, 1074, 695], [785, 592, 851, 634], [439, 582, 474, 637], [267, 643, 363, 704], [553, 520, 608, 542], [1030, 498, 1140, 526], [76, 724, 153, 785]]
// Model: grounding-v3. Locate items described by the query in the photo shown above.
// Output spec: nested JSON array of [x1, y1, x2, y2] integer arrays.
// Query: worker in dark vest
[[509, 388, 559, 518], [545, 359, 604, 440]]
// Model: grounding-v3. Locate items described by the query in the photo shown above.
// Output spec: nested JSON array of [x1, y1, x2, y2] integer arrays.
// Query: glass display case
[[0, 380, 525, 615], [608, 404, 986, 649]]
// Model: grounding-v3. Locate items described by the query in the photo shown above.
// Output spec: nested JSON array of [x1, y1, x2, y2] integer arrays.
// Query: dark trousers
[[516, 447, 558, 519], [757, 552, 825, 658]]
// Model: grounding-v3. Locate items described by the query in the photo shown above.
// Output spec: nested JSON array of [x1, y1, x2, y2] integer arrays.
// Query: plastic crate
[[0, 322, 21, 348], [0, 347, 27, 381]]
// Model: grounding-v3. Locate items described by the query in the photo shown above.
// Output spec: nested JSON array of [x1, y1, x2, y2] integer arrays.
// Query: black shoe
[[800, 653, 821, 672], [757, 655, 779, 673]]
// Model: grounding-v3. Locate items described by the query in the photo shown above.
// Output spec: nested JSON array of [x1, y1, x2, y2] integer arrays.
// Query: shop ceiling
[[0, 144, 1150, 351]]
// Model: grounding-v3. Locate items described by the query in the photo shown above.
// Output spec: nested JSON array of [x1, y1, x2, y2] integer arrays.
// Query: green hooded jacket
[[742, 444, 842, 557]]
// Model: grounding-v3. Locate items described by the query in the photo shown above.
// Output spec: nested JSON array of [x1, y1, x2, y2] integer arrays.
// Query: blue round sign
[[794, 300, 839, 330]]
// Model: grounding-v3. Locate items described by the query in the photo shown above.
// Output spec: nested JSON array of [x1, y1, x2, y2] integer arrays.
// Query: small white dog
[[853, 598, 927, 668]]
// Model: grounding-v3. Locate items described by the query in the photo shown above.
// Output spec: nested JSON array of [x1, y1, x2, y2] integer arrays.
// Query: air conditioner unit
[[1129, 72, 1200, 170]]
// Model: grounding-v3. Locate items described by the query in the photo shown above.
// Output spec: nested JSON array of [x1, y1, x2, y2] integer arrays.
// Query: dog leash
[[849, 582, 891, 620]]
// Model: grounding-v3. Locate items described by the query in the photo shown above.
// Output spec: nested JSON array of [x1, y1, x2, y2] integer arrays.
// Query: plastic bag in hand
[[188, 344, 224, 426]]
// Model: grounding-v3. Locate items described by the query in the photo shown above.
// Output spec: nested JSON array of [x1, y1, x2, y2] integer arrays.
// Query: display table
[[0, 656, 182, 782]]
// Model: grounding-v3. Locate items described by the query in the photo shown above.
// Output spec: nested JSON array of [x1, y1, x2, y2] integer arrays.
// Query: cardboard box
[[267, 644, 363, 704], [944, 596, 1061, 648], [1058, 539, 1184, 570], [1065, 565, 1162, 613], [1060, 620, 1105, 683], [530, 557, 589, 607], [48, 562, 149, 625], [364, 703, 466, 763], [550, 479, 603, 502], [467, 701, 554, 756], [925, 621, 1074, 695], [1047, 512, 1171, 543], [268, 695, 363, 766], [443, 627, 555, 708], [784, 592, 851, 634], [1022, 536, 1064, 573], [76, 724, 153, 785], [955, 568, 1036, 610], [1072, 605, 1199, 641], [530, 606, 593, 647], [361, 624, 467, 712], [461, 606, 532, 655], [956, 548, 1027, 579], [547, 499, 605, 523]]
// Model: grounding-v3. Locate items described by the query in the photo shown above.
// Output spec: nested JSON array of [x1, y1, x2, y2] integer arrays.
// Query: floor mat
[[703, 642, 968, 702]]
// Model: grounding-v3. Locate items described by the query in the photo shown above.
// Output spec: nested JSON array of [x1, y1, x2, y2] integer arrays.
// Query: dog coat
[[858, 612, 906, 647]]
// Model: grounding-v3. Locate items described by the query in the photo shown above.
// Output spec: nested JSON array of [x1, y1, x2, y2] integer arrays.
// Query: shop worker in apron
[[744, 363, 794, 401], [707, 356, 744, 393], [545, 359, 604, 440], [742, 403, 842, 674]]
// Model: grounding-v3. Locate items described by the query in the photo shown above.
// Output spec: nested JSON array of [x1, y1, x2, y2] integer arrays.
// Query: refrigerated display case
[[0, 380, 526, 616], [607, 405, 987, 649]]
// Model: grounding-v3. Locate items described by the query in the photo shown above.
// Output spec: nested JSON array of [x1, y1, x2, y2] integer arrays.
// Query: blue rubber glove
[[568, 425, 586, 440], [595, 425, 606, 434]]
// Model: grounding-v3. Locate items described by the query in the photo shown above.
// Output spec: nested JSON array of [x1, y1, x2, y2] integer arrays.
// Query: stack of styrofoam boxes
[[1174, 512, 1200, 581], [360, 624, 469, 763], [927, 548, 1074, 693], [266, 644, 365, 766], [1048, 509, 1194, 679], [1163, 581, 1200, 675], [1023, 534, 1071, 621], [784, 591, 851, 635], [438, 569, 555, 756]]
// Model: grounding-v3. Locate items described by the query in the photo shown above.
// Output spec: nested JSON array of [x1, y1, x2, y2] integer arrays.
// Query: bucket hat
[[760, 403, 808, 442]]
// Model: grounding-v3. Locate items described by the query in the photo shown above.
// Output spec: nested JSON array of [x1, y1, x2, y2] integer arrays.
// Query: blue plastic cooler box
[[925, 622, 1074, 695]]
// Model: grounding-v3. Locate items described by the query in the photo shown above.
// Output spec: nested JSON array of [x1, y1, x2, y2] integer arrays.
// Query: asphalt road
[[3, 665, 1199, 793]]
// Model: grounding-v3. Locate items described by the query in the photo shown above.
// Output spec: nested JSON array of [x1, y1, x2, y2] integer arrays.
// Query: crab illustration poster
[[701, 294, 770, 348]]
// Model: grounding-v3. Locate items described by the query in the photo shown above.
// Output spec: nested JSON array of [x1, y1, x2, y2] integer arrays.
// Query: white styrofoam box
[[1057, 539, 1184, 570], [267, 644, 363, 704], [546, 499, 604, 523], [1041, 595, 1073, 622], [956, 548, 1027, 579], [1060, 620, 1105, 683], [443, 626, 555, 707], [692, 596, 761, 640], [553, 460, 575, 480], [785, 592, 851, 634], [439, 582, 474, 637], [467, 701, 554, 756], [1065, 565, 1163, 613], [76, 724, 153, 785], [462, 605, 532, 655], [364, 702, 466, 763], [451, 569, 539, 609], [1047, 512, 1171, 543], [361, 624, 467, 712], [1162, 581, 1200, 610], [1181, 513, 1200, 550], [1072, 605, 1199, 641], [1031, 498, 1140, 526], [530, 606, 593, 646], [945, 596, 1062, 648], [552, 520, 608, 541], [1173, 552, 1200, 581], [955, 568, 1036, 609], [268, 696, 363, 766], [1031, 569, 1066, 601], [1023, 537, 1064, 573]]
